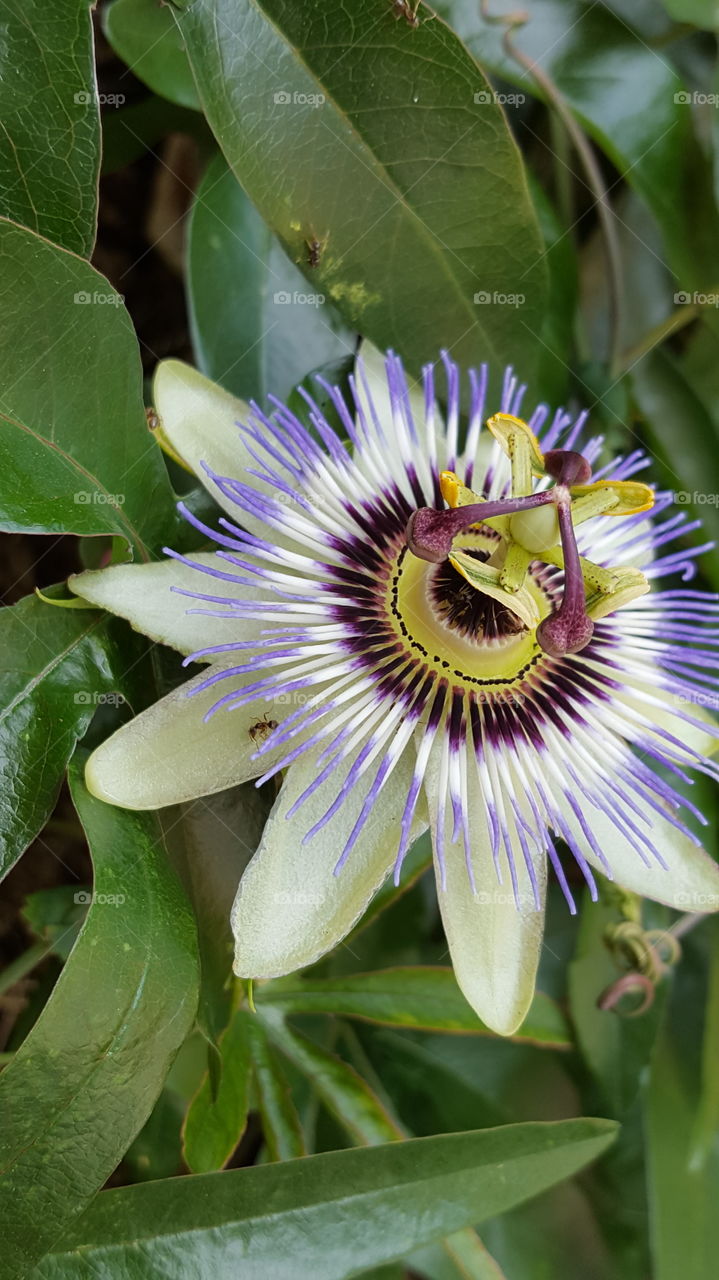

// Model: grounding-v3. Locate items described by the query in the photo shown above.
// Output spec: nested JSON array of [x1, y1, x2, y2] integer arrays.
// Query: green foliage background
[[1, 1, 719, 1276]]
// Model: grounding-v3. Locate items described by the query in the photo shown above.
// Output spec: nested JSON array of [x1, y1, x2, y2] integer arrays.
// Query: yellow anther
[[570, 479, 655, 518], [440, 470, 475, 508], [486, 413, 545, 497]]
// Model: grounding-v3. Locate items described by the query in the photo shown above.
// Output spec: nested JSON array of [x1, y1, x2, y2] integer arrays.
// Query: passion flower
[[69, 349, 719, 1034]]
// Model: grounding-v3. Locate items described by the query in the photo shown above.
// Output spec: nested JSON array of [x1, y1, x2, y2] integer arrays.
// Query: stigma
[[406, 415, 654, 658]]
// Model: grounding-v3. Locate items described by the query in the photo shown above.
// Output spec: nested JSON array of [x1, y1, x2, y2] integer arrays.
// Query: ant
[[390, 0, 422, 27], [305, 230, 328, 269], [248, 713, 279, 746]]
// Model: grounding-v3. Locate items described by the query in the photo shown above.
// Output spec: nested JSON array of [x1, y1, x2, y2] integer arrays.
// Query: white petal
[[424, 745, 546, 1036], [69, 555, 262, 657], [564, 791, 719, 912], [153, 360, 273, 535], [85, 664, 289, 809], [232, 740, 426, 978]]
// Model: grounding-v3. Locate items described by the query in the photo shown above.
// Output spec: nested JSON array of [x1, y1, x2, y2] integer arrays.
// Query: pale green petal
[[69, 555, 265, 657], [153, 360, 273, 534], [616, 680, 719, 763], [565, 796, 719, 912], [85, 664, 290, 809], [424, 747, 546, 1036], [232, 741, 426, 978]]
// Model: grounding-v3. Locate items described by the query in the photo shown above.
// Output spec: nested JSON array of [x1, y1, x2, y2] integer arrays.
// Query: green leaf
[[187, 152, 355, 403], [124, 1090, 186, 1183], [0, 1, 99, 256], [410, 1229, 508, 1280], [21, 886, 85, 962], [0, 595, 133, 881], [689, 919, 719, 1170], [569, 893, 665, 1118], [263, 1017, 402, 1146], [39, 1120, 618, 1279], [183, 1008, 252, 1174], [531, 177, 577, 406], [631, 347, 719, 589], [101, 94, 206, 176], [249, 1017, 306, 1161], [0, 219, 179, 557], [645, 921, 719, 1280], [659, 0, 719, 26], [104, 0, 201, 110], [174, 0, 549, 384], [0, 752, 199, 1280], [442, 0, 719, 296], [257, 967, 571, 1048], [176, 783, 269, 1047]]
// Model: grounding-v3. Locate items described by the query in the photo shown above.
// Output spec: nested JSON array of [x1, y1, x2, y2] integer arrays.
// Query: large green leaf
[[0, 754, 199, 1280], [39, 1121, 617, 1279], [187, 152, 355, 403], [173, 0, 548, 385], [0, 1, 99, 256], [0, 595, 131, 881], [441, 0, 719, 296], [104, 0, 201, 110], [0, 219, 178, 557], [257, 967, 571, 1048]]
